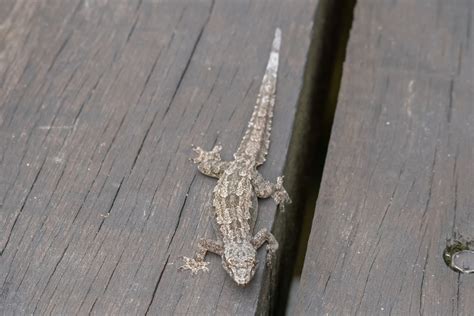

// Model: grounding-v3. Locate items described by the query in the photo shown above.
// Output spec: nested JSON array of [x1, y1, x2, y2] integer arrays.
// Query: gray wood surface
[[296, 0, 474, 314], [0, 0, 318, 314]]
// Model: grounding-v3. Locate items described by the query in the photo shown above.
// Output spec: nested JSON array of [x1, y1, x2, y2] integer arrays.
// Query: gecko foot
[[266, 249, 276, 267], [179, 256, 210, 274], [192, 145, 222, 164], [272, 176, 291, 211]]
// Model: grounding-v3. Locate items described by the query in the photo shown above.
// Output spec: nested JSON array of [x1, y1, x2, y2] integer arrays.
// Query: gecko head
[[222, 241, 257, 286]]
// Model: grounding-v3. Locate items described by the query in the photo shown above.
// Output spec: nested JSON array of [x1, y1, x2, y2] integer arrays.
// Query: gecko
[[179, 28, 291, 286]]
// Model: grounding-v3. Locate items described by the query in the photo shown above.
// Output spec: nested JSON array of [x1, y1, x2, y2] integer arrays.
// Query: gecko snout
[[222, 242, 258, 285], [227, 264, 257, 286]]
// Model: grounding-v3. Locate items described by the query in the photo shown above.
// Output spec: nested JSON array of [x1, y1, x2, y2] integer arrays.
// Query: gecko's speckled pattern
[[179, 28, 291, 286]]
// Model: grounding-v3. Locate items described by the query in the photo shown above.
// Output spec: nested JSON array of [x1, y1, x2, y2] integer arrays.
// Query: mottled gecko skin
[[180, 28, 290, 286]]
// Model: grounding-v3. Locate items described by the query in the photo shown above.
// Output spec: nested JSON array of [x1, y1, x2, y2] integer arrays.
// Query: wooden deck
[[1, 0, 472, 315], [296, 0, 474, 314], [0, 0, 319, 314]]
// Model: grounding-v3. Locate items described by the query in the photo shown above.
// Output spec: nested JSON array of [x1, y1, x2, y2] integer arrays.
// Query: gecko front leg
[[252, 172, 291, 210], [180, 238, 224, 274], [192, 145, 230, 178], [251, 228, 279, 267]]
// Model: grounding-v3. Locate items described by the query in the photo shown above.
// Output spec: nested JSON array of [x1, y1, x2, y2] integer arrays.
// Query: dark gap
[[266, 0, 357, 314]]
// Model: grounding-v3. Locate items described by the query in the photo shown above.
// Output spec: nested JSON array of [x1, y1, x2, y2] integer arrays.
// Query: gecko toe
[[179, 257, 210, 274]]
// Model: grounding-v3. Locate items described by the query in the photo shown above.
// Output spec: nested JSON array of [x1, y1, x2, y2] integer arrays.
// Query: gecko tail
[[265, 28, 281, 78], [234, 27, 281, 164]]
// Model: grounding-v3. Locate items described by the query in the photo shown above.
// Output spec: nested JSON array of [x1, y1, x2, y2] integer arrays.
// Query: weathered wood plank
[[296, 0, 474, 314], [0, 0, 317, 314]]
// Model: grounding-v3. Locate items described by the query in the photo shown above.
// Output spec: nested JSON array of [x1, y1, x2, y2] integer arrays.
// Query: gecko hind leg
[[192, 145, 229, 178], [179, 238, 224, 274], [252, 173, 291, 210], [251, 228, 279, 267]]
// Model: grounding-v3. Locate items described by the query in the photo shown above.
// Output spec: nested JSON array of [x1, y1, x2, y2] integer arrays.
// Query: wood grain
[[296, 0, 474, 314], [0, 0, 318, 314]]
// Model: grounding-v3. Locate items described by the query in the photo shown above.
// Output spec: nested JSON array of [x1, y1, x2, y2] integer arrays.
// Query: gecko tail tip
[[273, 28, 282, 51]]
